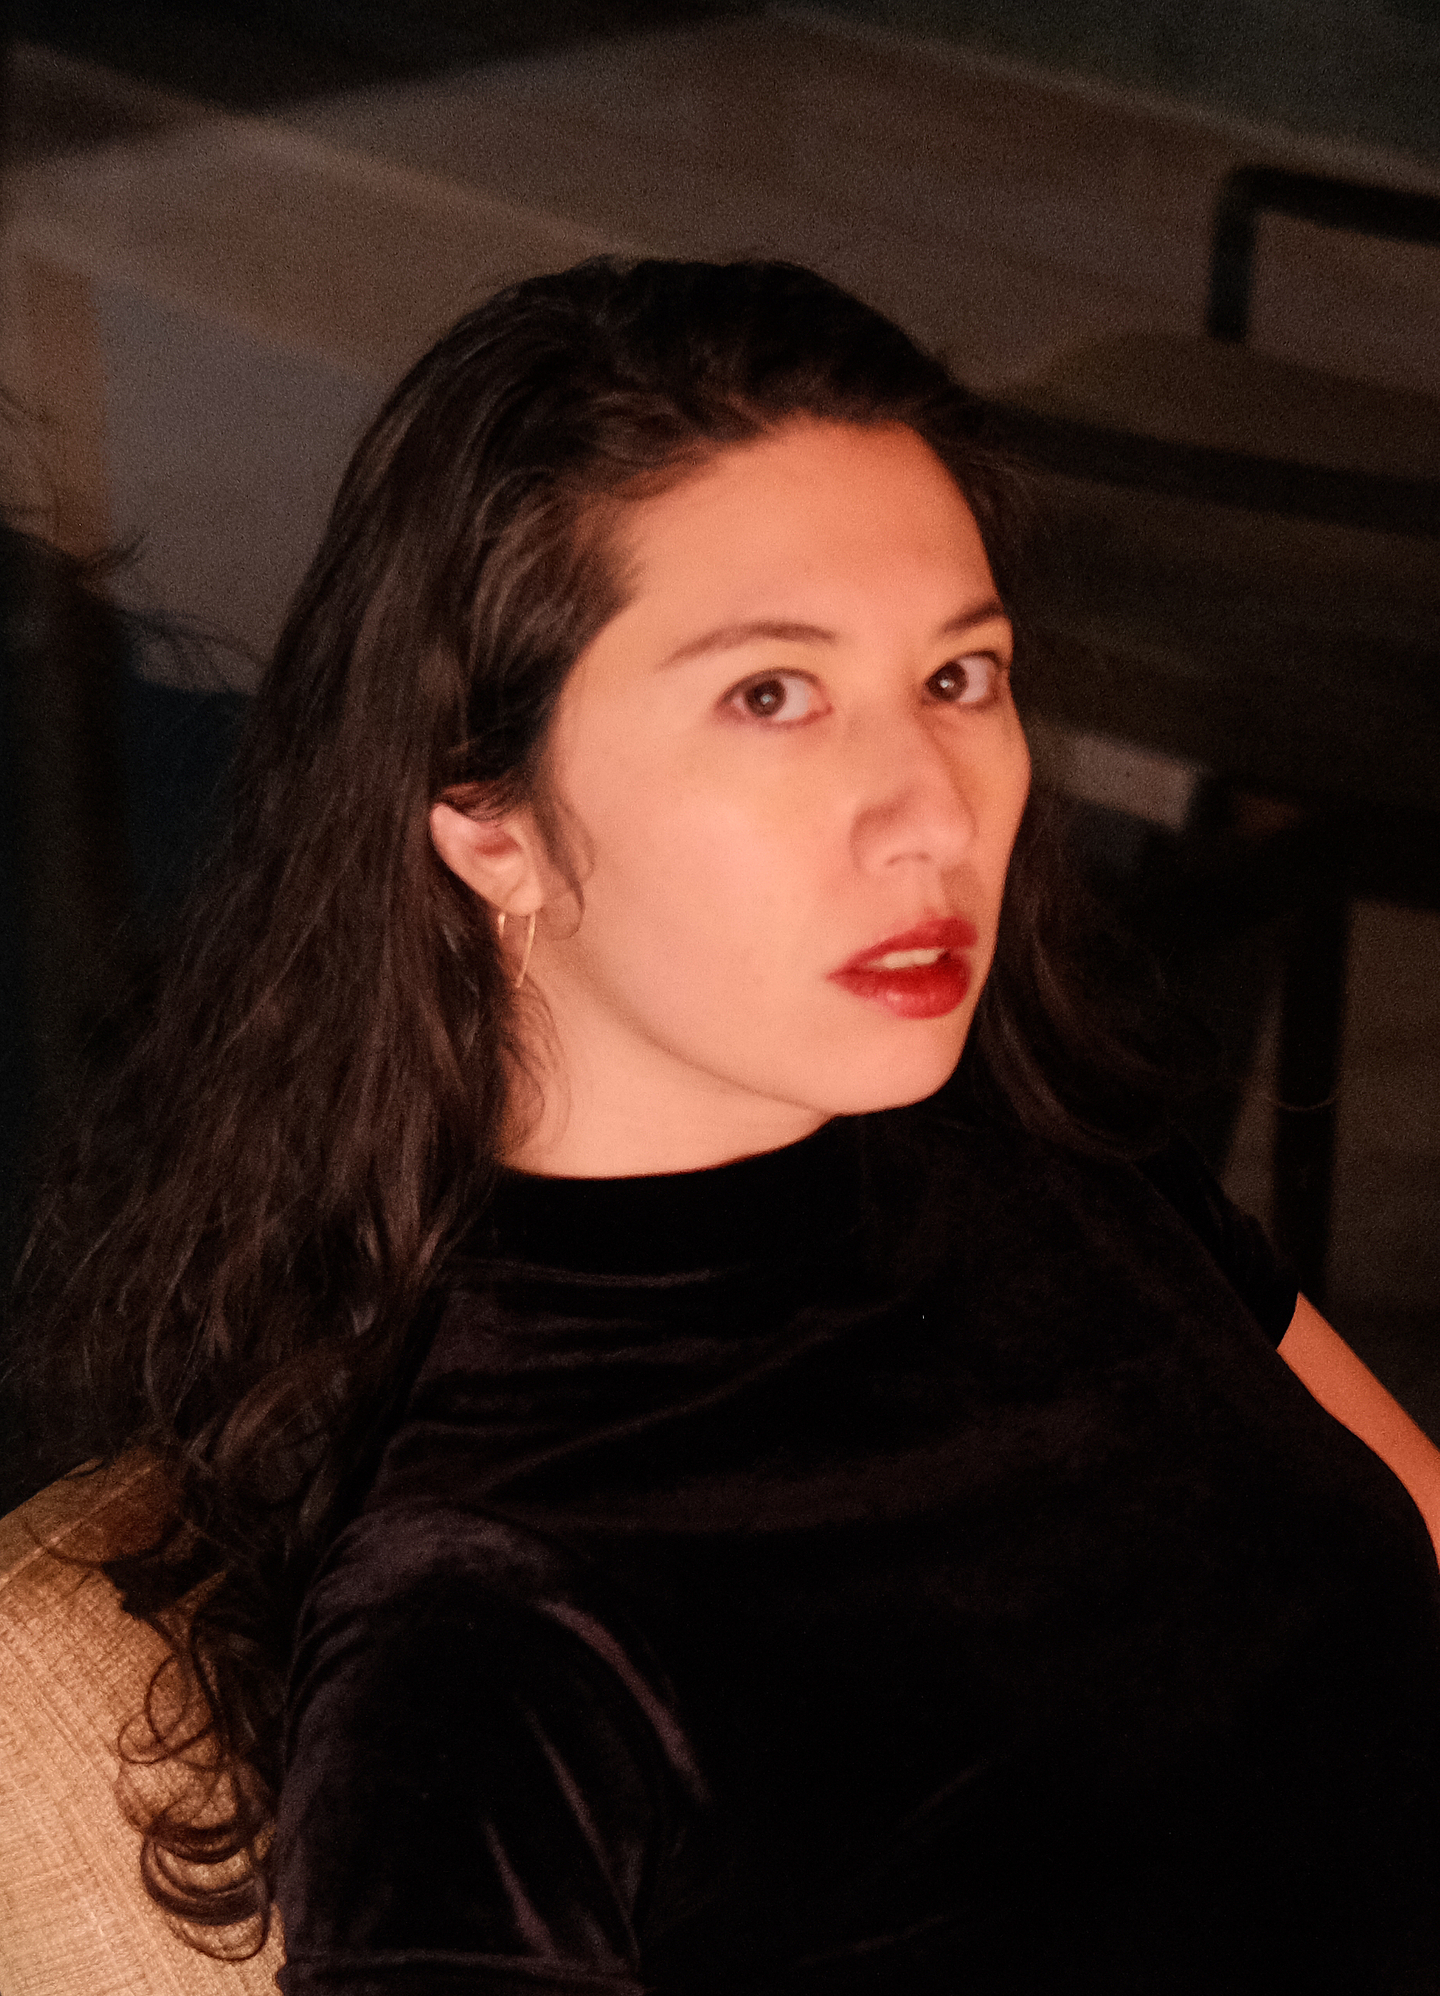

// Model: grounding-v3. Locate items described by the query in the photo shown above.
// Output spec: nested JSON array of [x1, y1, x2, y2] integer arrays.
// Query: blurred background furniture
[[987, 166, 1440, 1304], [0, 1453, 285, 1994]]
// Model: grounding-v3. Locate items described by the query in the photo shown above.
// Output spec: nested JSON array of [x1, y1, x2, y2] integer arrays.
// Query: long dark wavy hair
[[10, 257, 1166, 1954]]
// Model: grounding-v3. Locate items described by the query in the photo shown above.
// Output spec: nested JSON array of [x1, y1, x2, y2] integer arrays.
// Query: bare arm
[[1278, 1294, 1440, 1564]]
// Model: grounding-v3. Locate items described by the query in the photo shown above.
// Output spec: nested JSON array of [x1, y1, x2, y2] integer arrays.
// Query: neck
[[501, 1009, 828, 1181]]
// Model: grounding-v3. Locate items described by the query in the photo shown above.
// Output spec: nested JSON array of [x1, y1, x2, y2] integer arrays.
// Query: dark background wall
[[820, 0, 1440, 165], [7, 0, 762, 106], [10, 0, 1440, 162]]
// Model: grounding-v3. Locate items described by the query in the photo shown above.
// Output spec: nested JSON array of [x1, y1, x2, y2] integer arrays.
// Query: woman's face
[[481, 419, 1030, 1176]]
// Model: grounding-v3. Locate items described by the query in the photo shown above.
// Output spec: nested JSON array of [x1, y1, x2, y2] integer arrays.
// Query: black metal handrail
[[1207, 164, 1440, 342], [979, 399, 1440, 534]]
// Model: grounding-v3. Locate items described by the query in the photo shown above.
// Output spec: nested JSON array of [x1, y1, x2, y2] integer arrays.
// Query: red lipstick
[[828, 917, 979, 1020]]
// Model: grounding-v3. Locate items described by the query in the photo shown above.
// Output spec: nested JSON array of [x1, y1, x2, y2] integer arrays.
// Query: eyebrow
[[659, 600, 1010, 669], [660, 619, 837, 668]]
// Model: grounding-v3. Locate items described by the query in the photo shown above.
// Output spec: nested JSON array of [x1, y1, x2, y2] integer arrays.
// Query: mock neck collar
[[480, 1113, 877, 1279]]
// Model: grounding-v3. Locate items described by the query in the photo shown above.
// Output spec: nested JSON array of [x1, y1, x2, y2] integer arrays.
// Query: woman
[[15, 258, 1440, 1994]]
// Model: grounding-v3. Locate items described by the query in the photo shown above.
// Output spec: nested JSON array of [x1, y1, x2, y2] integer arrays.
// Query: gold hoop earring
[[494, 909, 537, 992], [514, 911, 537, 991]]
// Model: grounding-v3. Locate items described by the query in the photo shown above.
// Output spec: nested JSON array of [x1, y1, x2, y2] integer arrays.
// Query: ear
[[429, 789, 547, 917]]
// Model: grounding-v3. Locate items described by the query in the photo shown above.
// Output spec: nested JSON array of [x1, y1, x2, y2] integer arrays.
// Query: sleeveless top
[[274, 1098, 1440, 1994]]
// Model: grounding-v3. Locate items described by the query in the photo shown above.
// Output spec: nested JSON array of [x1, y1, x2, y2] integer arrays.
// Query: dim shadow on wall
[[0, 524, 247, 1512]]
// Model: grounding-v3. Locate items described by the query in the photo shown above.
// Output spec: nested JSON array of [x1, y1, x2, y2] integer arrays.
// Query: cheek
[[588, 775, 805, 962], [561, 732, 827, 1012], [985, 729, 1032, 865]]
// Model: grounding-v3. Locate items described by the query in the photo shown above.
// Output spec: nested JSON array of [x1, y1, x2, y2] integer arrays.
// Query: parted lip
[[832, 916, 980, 976]]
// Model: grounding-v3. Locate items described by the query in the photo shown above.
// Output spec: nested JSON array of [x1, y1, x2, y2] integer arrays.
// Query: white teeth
[[869, 947, 945, 970]]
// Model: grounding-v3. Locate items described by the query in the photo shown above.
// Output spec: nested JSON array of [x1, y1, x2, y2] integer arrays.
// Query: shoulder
[[898, 1096, 1297, 1345], [281, 1498, 706, 1875], [292, 1499, 693, 1760], [1135, 1135, 1298, 1345], [276, 1499, 704, 1981]]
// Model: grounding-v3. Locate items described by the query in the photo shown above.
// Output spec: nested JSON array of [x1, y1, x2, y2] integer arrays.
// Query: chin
[[813, 1024, 970, 1119]]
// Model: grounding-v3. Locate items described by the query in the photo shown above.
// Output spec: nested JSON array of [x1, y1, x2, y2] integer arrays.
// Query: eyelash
[[725, 656, 1006, 724]]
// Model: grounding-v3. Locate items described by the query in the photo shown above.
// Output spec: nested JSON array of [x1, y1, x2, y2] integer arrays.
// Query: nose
[[846, 706, 985, 879]]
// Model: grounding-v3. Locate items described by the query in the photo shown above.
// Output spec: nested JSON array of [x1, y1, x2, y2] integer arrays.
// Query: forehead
[[611, 419, 992, 609]]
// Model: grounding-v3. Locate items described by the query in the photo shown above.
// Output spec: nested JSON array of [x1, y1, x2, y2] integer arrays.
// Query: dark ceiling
[[8, 0, 761, 108]]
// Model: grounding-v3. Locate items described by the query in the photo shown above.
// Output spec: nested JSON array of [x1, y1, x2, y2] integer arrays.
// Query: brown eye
[[927, 655, 999, 706], [744, 678, 788, 717], [731, 673, 821, 723]]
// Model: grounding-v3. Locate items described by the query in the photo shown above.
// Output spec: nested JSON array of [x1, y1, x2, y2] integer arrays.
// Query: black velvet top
[[274, 1098, 1440, 1995]]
